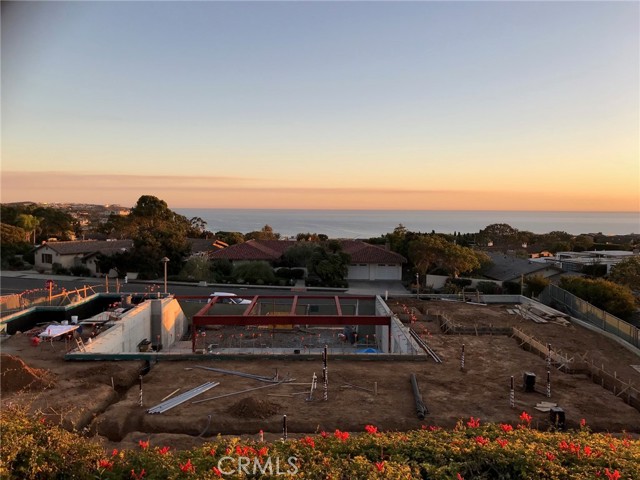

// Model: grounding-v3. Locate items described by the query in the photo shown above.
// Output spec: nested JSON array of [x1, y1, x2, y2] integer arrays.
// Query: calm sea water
[[175, 209, 639, 239]]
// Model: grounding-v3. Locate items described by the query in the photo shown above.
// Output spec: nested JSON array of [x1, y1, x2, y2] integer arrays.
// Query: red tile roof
[[209, 239, 406, 264]]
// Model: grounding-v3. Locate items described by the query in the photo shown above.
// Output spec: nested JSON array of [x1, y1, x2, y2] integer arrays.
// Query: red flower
[[212, 466, 222, 477], [179, 459, 195, 473], [429, 425, 441, 431], [365, 424, 378, 434], [98, 459, 113, 470], [545, 452, 555, 461], [39, 417, 46, 424], [558, 440, 569, 451], [158, 446, 170, 455], [466, 417, 480, 428], [500, 423, 513, 433], [138, 440, 149, 450], [475, 436, 489, 447], [130, 469, 146, 480], [320, 431, 328, 438], [334, 429, 349, 442], [580, 418, 587, 428], [605, 469, 621, 480], [496, 438, 508, 448], [375, 461, 385, 472], [457, 474, 464, 480], [111, 448, 119, 457], [583, 446, 592, 457], [300, 436, 315, 448], [519, 411, 532, 424], [609, 442, 617, 452], [209, 448, 217, 456]]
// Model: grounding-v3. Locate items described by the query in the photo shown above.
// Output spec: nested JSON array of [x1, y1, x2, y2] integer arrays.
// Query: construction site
[[1, 288, 639, 451]]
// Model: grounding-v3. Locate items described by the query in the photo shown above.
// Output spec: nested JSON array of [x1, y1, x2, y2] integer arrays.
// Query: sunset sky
[[2, 1, 638, 211]]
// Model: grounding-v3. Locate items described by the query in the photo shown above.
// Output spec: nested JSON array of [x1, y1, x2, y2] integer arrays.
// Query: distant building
[[33, 240, 133, 276], [208, 239, 406, 281], [542, 250, 637, 274], [483, 251, 562, 283]]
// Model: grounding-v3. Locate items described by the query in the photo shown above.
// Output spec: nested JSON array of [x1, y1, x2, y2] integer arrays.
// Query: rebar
[[192, 366, 280, 383]]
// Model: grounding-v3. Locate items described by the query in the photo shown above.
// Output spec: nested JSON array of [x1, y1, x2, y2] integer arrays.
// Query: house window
[[42, 253, 53, 264]]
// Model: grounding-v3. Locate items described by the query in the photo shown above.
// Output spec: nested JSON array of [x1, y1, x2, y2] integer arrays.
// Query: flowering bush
[[1, 405, 639, 479]]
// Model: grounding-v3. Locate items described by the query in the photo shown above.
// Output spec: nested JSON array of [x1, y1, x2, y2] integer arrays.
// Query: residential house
[[483, 251, 563, 284], [543, 250, 637, 274], [208, 239, 406, 281], [34, 240, 133, 276]]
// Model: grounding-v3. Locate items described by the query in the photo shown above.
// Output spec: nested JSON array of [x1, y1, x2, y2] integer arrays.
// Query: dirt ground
[[2, 298, 639, 451]]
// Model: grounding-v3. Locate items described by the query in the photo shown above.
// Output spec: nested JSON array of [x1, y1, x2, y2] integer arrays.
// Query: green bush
[[231, 261, 276, 285], [51, 263, 70, 275], [475, 281, 502, 294], [70, 265, 92, 277], [559, 277, 636, 319], [2, 407, 638, 480]]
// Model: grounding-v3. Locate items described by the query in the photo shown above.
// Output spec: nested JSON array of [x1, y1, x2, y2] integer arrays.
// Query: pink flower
[[138, 440, 149, 450], [365, 424, 378, 434], [375, 461, 385, 472], [466, 417, 480, 428], [179, 459, 195, 473], [605, 469, 621, 480]]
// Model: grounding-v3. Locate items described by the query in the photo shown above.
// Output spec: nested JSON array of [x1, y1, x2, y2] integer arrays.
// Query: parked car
[[209, 292, 252, 305]]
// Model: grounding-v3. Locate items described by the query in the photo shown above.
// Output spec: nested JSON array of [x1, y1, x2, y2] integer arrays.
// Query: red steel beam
[[193, 315, 389, 327]]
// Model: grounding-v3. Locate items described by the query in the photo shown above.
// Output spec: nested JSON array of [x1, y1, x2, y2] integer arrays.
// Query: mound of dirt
[[227, 396, 281, 419], [1, 354, 52, 392]]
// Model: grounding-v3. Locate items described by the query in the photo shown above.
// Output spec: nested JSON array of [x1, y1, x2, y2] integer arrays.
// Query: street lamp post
[[161, 257, 170, 294], [415, 273, 419, 299]]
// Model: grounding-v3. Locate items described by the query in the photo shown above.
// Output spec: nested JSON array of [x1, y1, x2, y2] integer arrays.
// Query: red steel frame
[[176, 295, 391, 353]]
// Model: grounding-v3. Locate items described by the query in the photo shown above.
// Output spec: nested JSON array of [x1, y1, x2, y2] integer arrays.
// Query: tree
[[559, 277, 636, 320], [232, 261, 276, 285], [245, 224, 280, 241], [179, 257, 212, 282], [280, 242, 316, 268], [524, 275, 550, 297], [477, 224, 519, 247], [308, 243, 350, 287], [214, 231, 245, 246], [609, 257, 640, 290], [15, 214, 40, 244], [408, 235, 449, 276]]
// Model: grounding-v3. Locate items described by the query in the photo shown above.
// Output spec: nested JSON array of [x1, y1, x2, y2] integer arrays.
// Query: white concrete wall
[[80, 297, 186, 354], [426, 274, 502, 290]]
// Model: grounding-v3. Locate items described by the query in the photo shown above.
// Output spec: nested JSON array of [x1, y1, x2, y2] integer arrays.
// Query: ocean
[[174, 209, 639, 239]]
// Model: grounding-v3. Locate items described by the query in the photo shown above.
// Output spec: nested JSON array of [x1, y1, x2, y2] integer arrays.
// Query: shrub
[[69, 265, 91, 277], [2, 407, 639, 480], [231, 261, 276, 285], [475, 281, 502, 294], [51, 263, 70, 275]]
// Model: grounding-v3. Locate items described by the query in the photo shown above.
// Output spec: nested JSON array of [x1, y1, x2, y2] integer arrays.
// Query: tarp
[[39, 325, 79, 339]]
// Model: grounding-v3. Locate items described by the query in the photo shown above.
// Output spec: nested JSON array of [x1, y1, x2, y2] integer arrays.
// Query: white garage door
[[375, 264, 401, 280], [348, 264, 370, 280]]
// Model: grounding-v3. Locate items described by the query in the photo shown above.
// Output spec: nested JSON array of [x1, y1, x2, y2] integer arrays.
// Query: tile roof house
[[34, 240, 133, 276], [209, 239, 407, 281]]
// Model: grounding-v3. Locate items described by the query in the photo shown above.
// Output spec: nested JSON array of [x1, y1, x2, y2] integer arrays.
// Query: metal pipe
[[192, 366, 278, 383], [192, 381, 283, 404], [410, 373, 428, 420], [147, 382, 219, 414]]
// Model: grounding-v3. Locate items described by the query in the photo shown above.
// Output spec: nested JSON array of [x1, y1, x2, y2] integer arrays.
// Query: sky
[[1, 0, 638, 212]]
